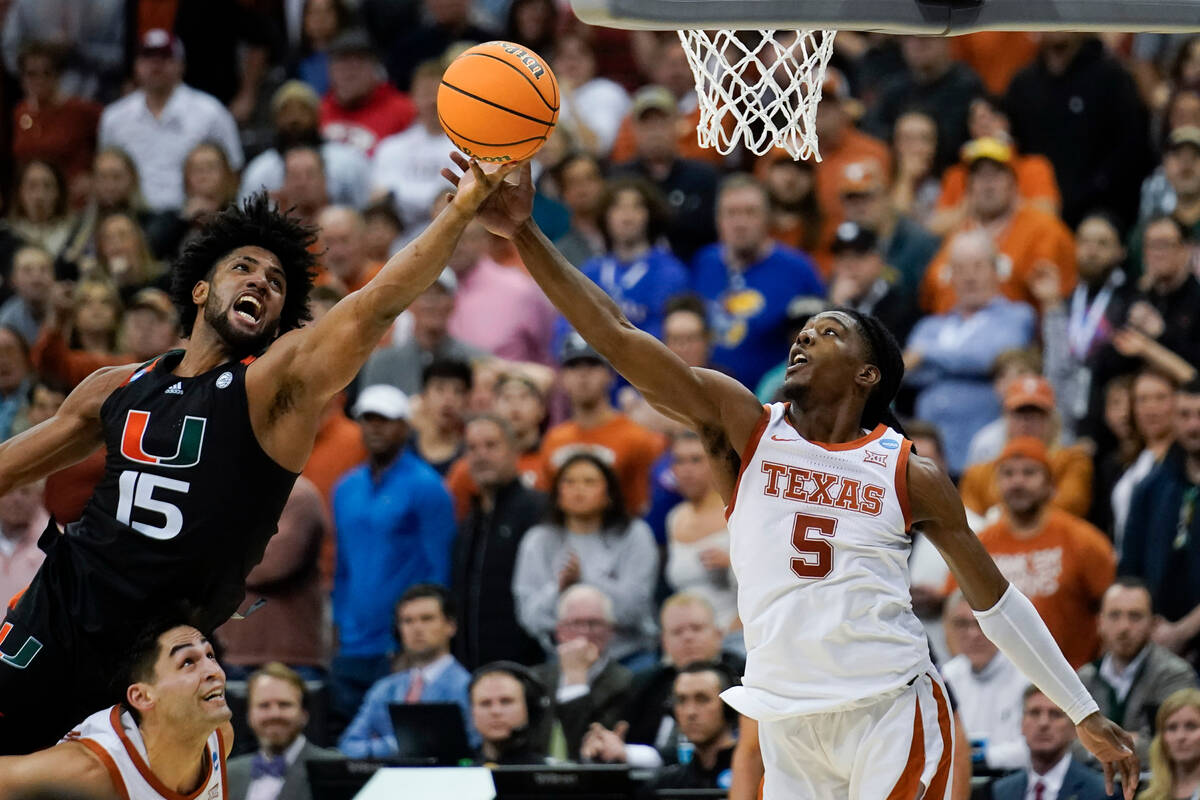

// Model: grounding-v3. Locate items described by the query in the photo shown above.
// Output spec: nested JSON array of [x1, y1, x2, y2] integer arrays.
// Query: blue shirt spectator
[[904, 230, 1035, 474]]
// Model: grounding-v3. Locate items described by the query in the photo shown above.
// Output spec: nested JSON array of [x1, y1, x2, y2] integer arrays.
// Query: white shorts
[[757, 673, 955, 800]]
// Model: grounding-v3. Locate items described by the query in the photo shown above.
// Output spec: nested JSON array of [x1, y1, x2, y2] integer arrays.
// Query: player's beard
[[204, 296, 278, 358]]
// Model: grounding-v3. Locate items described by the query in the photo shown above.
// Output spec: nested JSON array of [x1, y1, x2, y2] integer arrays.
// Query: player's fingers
[[440, 167, 462, 188], [1102, 761, 1115, 796], [449, 151, 470, 170], [469, 158, 490, 187], [614, 721, 629, 741], [1121, 755, 1139, 799]]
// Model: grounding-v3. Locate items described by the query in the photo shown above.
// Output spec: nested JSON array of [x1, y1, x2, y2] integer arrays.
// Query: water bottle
[[676, 732, 695, 765]]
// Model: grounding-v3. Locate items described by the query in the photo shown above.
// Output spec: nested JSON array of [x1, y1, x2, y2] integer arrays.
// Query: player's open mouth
[[233, 294, 263, 323], [786, 352, 809, 374], [202, 689, 226, 704]]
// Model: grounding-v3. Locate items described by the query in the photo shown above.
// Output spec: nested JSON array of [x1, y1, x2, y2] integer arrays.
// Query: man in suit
[[532, 584, 633, 760], [1077, 577, 1199, 766], [338, 583, 474, 757], [227, 663, 340, 800], [989, 686, 1110, 800]]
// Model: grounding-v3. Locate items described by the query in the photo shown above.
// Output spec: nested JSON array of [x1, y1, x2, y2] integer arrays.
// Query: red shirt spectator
[[320, 30, 415, 156]]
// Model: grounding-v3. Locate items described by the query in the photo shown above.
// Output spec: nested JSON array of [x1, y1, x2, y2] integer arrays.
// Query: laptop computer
[[387, 702, 474, 766], [491, 764, 632, 799]]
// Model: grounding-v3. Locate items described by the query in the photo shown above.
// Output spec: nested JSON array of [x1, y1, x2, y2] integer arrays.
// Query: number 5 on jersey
[[791, 513, 837, 580]]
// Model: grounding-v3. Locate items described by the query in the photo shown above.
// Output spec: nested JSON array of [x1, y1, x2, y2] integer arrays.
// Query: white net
[[678, 29, 837, 161]]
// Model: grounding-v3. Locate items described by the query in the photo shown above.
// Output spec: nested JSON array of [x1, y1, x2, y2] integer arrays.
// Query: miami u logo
[[0, 622, 41, 670], [120, 410, 206, 468]]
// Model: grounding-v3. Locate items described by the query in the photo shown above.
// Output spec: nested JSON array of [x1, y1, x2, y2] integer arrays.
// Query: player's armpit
[[906, 453, 1009, 612], [0, 741, 120, 799]]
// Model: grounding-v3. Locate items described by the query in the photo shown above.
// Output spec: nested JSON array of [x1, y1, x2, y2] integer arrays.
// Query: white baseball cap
[[353, 385, 410, 421]]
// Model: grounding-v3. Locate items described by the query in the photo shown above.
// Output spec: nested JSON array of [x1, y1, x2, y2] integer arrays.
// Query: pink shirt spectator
[[448, 258, 556, 365], [0, 486, 49, 606]]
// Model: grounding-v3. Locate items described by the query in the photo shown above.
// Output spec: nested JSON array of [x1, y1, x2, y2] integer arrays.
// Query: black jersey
[[40, 350, 299, 637]]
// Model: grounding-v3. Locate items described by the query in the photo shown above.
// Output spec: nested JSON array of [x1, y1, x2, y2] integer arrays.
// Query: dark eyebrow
[[168, 637, 209, 658]]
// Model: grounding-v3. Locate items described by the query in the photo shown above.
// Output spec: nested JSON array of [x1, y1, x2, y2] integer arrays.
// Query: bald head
[[947, 229, 999, 313]]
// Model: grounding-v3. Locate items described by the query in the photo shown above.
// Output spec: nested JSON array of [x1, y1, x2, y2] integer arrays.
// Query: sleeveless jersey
[[35, 350, 299, 639], [63, 705, 227, 800], [722, 403, 933, 720]]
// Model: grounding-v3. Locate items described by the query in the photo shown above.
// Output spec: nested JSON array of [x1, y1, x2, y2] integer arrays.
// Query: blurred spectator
[[321, 30, 416, 157], [905, 421, 953, 657], [692, 175, 824, 388], [303, 389, 367, 587], [0, 480, 47, 605], [550, 153, 606, 267], [0, 0, 125, 102], [862, 36, 984, 171], [962, 349, 1042, 468], [931, 94, 1061, 235], [1089, 375, 1139, 536], [8, 160, 77, 262], [948, 32, 1038, 95], [470, 662, 550, 764], [515, 452, 659, 663], [292, 0, 355, 96], [959, 376, 1093, 528], [1126, 215, 1200, 368], [1112, 369, 1178, 540], [759, 151, 823, 256], [372, 60, 453, 240], [539, 336, 664, 515], [315, 206, 379, 293], [362, 200, 403, 262], [0, 326, 32, 441], [148, 142, 239, 261], [451, 415, 548, 669], [1038, 212, 1137, 442], [987, 686, 1109, 800], [18, 378, 98, 525], [98, 29, 243, 212], [1077, 577, 1198, 768], [32, 286, 176, 391], [278, 146, 330, 230], [1139, 90, 1200, 221], [385, 0, 495, 94], [227, 664, 340, 800], [1131, 129, 1200, 276], [340, 584, 474, 757], [411, 358, 472, 475], [215, 478, 329, 679], [957, 437, 1115, 668], [84, 211, 166, 303], [239, 81, 370, 209], [563, 177, 687, 345], [65, 279, 122, 356], [620, 593, 743, 754], [11, 42, 102, 204], [826, 222, 918, 344], [920, 138, 1076, 315], [1006, 34, 1152, 227], [0, 244, 53, 344], [613, 86, 719, 261], [1140, 688, 1200, 800], [1120, 379, 1200, 666], [72, 148, 158, 261], [940, 591, 1028, 771], [529, 584, 634, 760], [554, 32, 631, 158], [665, 432, 737, 635], [330, 385, 455, 726], [170, 0, 272, 118], [504, 0, 557, 57], [839, 158, 940, 299], [446, 219, 556, 365], [888, 110, 943, 228], [905, 230, 1036, 474], [361, 269, 484, 396]]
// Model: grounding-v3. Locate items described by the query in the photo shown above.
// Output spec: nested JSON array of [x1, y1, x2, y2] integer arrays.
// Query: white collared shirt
[[1024, 752, 1073, 800], [246, 734, 307, 800], [412, 652, 455, 688], [1098, 646, 1151, 703]]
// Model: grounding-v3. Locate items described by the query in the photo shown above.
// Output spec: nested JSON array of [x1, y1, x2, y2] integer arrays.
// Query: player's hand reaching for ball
[[1076, 712, 1139, 799], [442, 152, 533, 238]]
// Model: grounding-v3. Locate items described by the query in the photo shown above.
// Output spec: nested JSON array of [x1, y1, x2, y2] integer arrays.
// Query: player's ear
[[856, 363, 880, 390], [127, 681, 155, 714], [192, 280, 209, 306]]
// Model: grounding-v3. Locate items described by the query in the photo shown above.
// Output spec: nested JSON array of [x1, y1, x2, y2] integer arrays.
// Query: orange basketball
[[437, 40, 559, 163]]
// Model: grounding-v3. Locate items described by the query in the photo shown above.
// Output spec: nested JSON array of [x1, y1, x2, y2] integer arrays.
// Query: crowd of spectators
[[4, 2, 1200, 797]]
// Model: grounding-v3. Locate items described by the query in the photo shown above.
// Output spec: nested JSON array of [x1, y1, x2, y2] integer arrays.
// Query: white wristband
[[973, 584, 1100, 725]]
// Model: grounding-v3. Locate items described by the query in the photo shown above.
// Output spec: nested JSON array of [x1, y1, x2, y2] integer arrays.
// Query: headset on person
[[672, 660, 741, 727], [470, 661, 552, 740]]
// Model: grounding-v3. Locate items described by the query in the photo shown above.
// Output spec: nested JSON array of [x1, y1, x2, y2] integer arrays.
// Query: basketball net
[[678, 29, 836, 161]]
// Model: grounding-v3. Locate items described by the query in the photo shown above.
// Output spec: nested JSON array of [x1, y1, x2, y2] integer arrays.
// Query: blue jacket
[[569, 248, 689, 341], [332, 449, 455, 656], [338, 657, 477, 757], [691, 242, 824, 387], [988, 757, 1111, 800]]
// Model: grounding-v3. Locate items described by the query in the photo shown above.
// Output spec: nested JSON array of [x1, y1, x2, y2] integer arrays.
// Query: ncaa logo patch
[[216, 372, 233, 389], [879, 438, 900, 450]]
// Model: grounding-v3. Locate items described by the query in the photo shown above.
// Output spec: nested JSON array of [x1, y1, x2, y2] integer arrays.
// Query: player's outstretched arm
[[442, 154, 763, 451], [0, 364, 133, 496], [0, 740, 121, 799], [908, 454, 1140, 799]]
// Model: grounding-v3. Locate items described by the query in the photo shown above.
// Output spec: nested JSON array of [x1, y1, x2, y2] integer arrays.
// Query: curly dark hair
[[169, 192, 319, 338]]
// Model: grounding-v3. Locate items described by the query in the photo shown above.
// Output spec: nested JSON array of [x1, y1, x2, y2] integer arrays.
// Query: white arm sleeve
[[973, 584, 1100, 724]]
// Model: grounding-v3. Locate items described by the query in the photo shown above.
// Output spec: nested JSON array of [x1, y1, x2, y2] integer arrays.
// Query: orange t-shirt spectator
[[948, 33, 1038, 95], [950, 437, 1115, 668]]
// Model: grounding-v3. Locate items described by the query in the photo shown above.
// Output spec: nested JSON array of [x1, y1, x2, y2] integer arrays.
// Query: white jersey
[[722, 403, 934, 720], [61, 705, 227, 800]]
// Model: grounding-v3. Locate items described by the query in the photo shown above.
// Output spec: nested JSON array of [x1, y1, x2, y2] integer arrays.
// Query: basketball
[[437, 41, 559, 163]]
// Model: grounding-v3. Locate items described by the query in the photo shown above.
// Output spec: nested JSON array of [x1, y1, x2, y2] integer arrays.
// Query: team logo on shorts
[[0, 622, 42, 670], [863, 450, 888, 467]]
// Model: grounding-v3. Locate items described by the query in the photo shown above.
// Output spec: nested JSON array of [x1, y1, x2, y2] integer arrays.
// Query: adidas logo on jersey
[[165, 382, 184, 395], [759, 460, 885, 516]]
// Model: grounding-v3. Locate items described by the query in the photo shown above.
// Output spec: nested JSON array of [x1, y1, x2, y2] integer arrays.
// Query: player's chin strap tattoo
[[974, 584, 1100, 724]]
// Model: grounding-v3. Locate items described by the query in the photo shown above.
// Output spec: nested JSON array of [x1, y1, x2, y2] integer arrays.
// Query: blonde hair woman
[[1143, 688, 1200, 800]]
